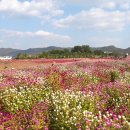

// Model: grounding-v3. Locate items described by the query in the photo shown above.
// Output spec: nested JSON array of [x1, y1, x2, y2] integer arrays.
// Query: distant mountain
[[23, 46, 64, 54], [0, 48, 20, 56], [91, 45, 130, 54], [0, 45, 130, 57], [125, 47, 130, 53], [0, 46, 65, 57], [91, 45, 123, 52]]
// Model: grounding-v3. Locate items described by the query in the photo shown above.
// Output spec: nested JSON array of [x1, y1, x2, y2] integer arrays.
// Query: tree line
[[16, 45, 120, 59]]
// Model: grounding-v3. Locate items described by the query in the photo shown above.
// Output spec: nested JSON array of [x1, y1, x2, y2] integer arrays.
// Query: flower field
[[0, 58, 130, 130]]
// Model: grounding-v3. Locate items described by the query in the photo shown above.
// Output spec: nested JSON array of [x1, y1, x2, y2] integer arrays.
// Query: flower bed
[[0, 59, 130, 130]]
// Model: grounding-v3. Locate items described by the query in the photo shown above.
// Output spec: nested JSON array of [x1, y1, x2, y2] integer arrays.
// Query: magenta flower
[[106, 121, 111, 127], [44, 126, 48, 130], [115, 124, 121, 129]]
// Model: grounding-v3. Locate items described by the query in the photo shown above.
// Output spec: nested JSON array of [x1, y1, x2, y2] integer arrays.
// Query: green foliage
[[94, 50, 104, 55], [15, 45, 112, 59], [110, 71, 119, 82], [0, 86, 46, 113], [16, 53, 30, 59], [71, 45, 91, 53], [0, 61, 130, 129], [48, 90, 95, 130], [106, 87, 121, 108], [38, 49, 71, 58]]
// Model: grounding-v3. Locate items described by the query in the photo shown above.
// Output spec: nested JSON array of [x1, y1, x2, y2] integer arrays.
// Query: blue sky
[[0, 0, 130, 49]]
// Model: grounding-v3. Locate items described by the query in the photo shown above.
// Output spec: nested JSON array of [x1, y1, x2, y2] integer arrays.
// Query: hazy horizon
[[0, 45, 129, 50], [0, 0, 130, 49]]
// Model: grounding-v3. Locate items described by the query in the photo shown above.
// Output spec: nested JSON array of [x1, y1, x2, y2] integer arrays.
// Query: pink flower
[[106, 121, 111, 127], [44, 127, 48, 130], [86, 118, 90, 125], [115, 124, 121, 129], [19, 127, 23, 130], [5, 127, 11, 130]]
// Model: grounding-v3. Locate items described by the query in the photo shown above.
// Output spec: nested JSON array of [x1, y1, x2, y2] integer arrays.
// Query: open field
[[0, 57, 130, 130], [0, 57, 122, 70]]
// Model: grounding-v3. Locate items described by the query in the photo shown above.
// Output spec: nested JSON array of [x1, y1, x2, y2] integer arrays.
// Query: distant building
[[104, 51, 112, 54], [0, 56, 13, 60]]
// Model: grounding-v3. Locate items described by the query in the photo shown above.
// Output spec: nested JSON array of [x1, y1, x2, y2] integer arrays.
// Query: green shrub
[[0, 86, 46, 113], [110, 71, 119, 82], [48, 90, 95, 130]]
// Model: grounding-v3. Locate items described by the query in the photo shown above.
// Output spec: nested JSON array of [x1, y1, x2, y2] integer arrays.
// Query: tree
[[71, 45, 91, 53], [81, 45, 91, 53], [94, 50, 104, 55], [71, 46, 82, 53], [16, 53, 28, 59]]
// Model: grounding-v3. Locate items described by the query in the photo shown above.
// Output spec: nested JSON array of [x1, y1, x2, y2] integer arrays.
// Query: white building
[[0, 56, 12, 60]]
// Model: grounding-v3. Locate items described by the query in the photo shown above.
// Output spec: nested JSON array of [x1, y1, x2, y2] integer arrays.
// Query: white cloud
[[1, 29, 71, 40], [101, 2, 116, 9], [0, 0, 63, 18], [63, 0, 130, 10], [121, 3, 130, 10], [64, 0, 100, 4], [54, 8, 130, 31], [0, 29, 72, 49]]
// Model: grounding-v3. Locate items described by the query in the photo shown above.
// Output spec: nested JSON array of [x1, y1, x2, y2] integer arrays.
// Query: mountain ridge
[[0, 45, 130, 57]]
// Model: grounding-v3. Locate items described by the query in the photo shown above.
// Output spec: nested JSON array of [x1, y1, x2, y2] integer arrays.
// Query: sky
[[0, 0, 130, 49]]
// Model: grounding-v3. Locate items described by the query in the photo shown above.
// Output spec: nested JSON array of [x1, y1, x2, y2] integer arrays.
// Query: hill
[[0, 46, 65, 57], [0, 45, 130, 57], [92, 45, 130, 54]]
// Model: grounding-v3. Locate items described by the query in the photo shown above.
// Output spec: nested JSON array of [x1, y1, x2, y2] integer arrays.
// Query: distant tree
[[16, 53, 21, 59], [111, 52, 121, 58], [16, 53, 28, 59], [16, 45, 118, 59], [71, 45, 91, 53], [94, 50, 104, 55], [81, 45, 91, 53], [71, 46, 82, 53]]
